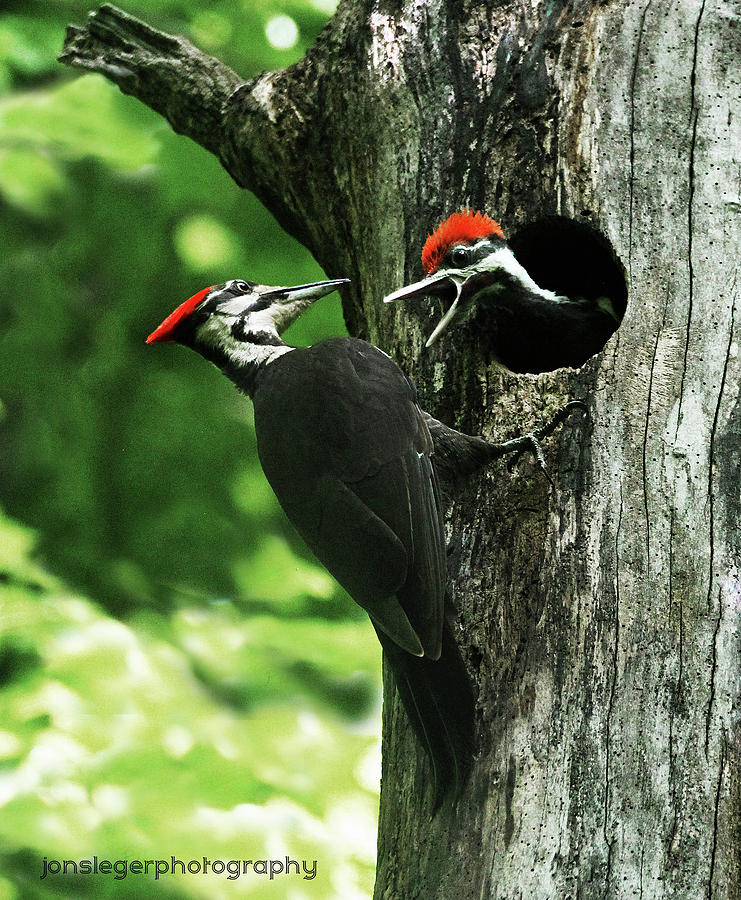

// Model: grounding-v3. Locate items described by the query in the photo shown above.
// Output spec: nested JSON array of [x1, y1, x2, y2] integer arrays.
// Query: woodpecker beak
[[257, 278, 350, 334], [209, 279, 350, 319], [383, 271, 464, 348], [259, 279, 350, 305]]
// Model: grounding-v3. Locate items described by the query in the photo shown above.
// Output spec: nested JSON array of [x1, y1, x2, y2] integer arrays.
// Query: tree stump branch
[[59, 4, 341, 256], [60, 5, 242, 159]]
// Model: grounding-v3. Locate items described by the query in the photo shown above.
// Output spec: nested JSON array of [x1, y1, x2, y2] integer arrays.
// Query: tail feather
[[375, 619, 475, 806]]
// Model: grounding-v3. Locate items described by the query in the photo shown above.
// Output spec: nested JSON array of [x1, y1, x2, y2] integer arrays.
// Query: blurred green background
[[0, 2, 380, 897]]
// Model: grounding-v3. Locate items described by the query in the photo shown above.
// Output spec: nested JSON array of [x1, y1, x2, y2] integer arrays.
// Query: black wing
[[252, 338, 445, 659]]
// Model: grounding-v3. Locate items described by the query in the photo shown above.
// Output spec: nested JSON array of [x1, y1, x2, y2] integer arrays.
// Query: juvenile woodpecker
[[147, 277, 582, 803], [384, 210, 619, 371]]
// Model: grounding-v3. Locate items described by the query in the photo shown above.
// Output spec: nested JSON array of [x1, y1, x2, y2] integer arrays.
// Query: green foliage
[[0, 510, 378, 898], [0, 2, 379, 897]]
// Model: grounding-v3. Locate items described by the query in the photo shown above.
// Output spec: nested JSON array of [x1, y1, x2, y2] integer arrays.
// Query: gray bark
[[61, 2, 740, 898]]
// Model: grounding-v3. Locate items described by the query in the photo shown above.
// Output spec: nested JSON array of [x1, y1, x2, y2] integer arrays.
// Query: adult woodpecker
[[146, 276, 583, 804], [384, 210, 620, 371]]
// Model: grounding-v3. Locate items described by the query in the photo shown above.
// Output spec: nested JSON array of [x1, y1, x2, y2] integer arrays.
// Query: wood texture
[[61, 2, 740, 897]]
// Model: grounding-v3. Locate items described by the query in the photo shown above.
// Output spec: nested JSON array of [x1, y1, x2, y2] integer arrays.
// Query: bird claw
[[499, 400, 588, 483], [507, 435, 553, 484]]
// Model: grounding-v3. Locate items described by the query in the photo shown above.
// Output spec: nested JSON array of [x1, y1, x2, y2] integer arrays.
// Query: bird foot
[[490, 400, 588, 484]]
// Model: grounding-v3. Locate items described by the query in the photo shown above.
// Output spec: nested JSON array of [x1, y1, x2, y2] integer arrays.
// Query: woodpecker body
[[384, 210, 620, 371], [147, 269, 587, 805], [147, 278, 476, 803]]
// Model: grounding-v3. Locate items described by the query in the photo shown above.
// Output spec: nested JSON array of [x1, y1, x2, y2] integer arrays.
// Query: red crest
[[146, 286, 214, 344], [421, 210, 504, 274]]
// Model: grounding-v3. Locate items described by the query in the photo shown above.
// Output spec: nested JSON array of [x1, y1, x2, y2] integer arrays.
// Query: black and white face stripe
[[230, 318, 284, 345], [188, 277, 348, 361], [193, 281, 287, 351], [441, 236, 507, 272], [197, 278, 349, 341], [185, 280, 296, 386], [194, 280, 294, 322], [443, 245, 561, 299], [201, 280, 269, 317], [383, 238, 564, 347]]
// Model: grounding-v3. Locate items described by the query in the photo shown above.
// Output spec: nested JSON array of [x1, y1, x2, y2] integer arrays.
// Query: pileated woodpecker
[[384, 210, 620, 371], [147, 276, 583, 804]]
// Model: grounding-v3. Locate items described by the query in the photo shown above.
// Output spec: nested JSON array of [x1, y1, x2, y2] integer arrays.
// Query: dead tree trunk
[[62, 2, 739, 897]]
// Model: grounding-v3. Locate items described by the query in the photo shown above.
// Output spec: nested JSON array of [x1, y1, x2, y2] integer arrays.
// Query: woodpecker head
[[383, 210, 564, 347], [146, 278, 349, 350]]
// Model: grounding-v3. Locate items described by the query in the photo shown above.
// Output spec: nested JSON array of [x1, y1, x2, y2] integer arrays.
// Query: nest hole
[[495, 216, 627, 374]]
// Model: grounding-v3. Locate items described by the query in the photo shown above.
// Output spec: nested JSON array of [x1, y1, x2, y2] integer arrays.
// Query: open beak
[[383, 271, 464, 348]]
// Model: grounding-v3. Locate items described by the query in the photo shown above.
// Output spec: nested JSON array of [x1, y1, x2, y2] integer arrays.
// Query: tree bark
[[61, 3, 740, 898]]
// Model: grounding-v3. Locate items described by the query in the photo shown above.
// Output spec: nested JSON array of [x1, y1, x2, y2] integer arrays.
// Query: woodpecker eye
[[450, 247, 469, 267], [234, 281, 251, 293]]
